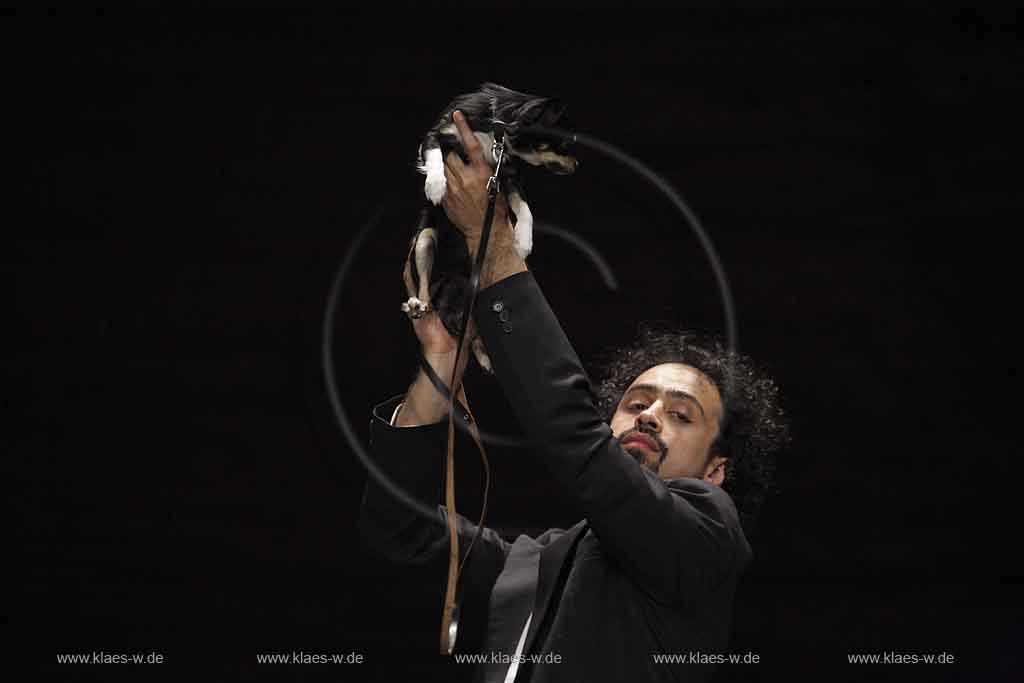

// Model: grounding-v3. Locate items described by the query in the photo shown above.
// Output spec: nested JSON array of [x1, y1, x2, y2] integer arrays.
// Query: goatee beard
[[626, 444, 663, 474], [620, 428, 667, 474]]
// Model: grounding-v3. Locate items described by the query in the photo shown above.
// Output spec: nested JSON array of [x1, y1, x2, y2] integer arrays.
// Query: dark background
[[11, 9, 1021, 682]]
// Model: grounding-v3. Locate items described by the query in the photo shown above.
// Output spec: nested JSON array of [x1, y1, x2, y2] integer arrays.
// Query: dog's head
[[482, 83, 578, 175]]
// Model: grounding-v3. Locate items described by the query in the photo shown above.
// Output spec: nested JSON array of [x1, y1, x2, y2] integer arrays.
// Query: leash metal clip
[[487, 120, 507, 195]]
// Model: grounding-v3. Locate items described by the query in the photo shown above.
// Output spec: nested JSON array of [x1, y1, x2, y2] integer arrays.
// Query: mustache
[[618, 427, 668, 461]]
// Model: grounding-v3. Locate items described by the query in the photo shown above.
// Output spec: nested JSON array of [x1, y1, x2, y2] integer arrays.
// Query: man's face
[[610, 363, 725, 482]]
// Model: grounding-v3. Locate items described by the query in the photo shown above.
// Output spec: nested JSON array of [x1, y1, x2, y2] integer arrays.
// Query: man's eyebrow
[[624, 383, 706, 418]]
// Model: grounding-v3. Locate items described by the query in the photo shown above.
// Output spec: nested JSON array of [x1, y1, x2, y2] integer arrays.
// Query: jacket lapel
[[476, 534, 543, 683], [522, 519, 589, 654]]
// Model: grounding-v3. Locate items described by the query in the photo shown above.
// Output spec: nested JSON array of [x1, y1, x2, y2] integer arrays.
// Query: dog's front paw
[[424, 174, 446, 205], [401, 297, 430, 319]]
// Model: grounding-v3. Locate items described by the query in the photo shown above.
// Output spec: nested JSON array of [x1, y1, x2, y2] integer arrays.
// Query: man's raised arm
[[440, 111, 749, 607]]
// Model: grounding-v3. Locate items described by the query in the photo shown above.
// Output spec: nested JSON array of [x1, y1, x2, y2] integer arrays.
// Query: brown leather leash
[[429, 121, 507, 655]]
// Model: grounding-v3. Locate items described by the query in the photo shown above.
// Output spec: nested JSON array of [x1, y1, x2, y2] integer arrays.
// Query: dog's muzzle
[[545, 157, 578, 175]]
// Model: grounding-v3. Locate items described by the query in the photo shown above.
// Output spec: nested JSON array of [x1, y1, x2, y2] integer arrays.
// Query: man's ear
[[703, 455, 727, 487]]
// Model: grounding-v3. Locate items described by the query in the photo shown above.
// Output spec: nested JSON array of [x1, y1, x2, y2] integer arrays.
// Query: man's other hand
[[402, 245, 476, 366]]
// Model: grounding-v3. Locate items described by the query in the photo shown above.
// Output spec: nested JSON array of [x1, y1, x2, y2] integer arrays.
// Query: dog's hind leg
[[401, 228, 437, 319], [414, 228, 437, 306], [472, 335, 494, 375], [508, 191, 533, 260]]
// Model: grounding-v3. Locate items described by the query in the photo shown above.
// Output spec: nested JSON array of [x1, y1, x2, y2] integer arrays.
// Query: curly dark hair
[[591, 322, 790, 534]]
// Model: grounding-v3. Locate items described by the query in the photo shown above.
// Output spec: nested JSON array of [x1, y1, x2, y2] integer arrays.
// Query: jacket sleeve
[[357, 394, 511, 587], [474, 272, 751, 606]]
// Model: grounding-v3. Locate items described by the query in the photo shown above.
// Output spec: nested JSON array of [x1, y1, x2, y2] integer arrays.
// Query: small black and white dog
[[402, 82, 577, 372]]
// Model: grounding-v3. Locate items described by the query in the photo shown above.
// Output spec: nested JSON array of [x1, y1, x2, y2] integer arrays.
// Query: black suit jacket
[[359, 272, 752, 682]]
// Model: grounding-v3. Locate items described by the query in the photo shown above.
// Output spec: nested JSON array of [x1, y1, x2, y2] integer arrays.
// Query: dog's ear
[[539, 98, 567, 125]]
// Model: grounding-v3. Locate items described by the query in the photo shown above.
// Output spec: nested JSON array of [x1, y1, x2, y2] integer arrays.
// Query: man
[[359, 111, 788, 682]]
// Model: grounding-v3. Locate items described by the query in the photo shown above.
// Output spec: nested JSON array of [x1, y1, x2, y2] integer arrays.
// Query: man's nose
[[636, 403, 662, 432]]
